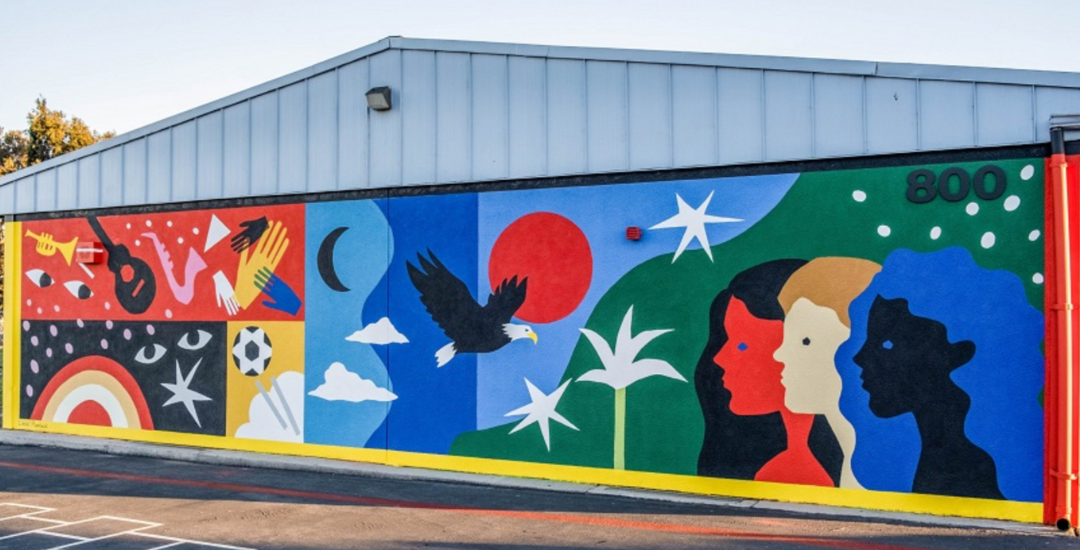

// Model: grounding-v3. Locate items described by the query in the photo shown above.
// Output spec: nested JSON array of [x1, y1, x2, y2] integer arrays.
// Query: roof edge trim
[[4, 36, 1080, 187], [0, 38, 395, 187]]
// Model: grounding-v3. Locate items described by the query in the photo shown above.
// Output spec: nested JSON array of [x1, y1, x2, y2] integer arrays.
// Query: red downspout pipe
[[1050, 127, 1076, 531]]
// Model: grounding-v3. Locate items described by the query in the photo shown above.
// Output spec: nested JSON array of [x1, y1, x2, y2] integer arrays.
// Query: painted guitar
[[87, 216, 157, 314]]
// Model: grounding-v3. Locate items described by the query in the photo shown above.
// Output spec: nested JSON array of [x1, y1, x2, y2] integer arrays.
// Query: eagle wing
[[483, 275, 528, 324], [407, 251, 486, 342]]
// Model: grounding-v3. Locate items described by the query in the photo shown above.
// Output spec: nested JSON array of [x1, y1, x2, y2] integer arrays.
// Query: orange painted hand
[[235, 220, 290, 309]]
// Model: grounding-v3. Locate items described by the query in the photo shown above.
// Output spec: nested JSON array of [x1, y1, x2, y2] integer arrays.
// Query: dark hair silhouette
[[695, 259, 842, 483], [854, 295, 1002, 499]]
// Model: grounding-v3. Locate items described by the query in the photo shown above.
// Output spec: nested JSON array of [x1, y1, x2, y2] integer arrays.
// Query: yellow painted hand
[[235, 220, 290, 309]]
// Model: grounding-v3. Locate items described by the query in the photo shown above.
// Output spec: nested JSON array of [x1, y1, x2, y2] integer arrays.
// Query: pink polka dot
[[147, 324, 156, 336], [30, 336, 38, 347], [165, 309, 173, 319], [105, 302, 111, 310], [25, 385, 33, 397], [76, 319, 84, 328], [45, 348, 52, 358], [106, 320, 114, 330], [22, 321, 30, 331], [123, 329, 132, 340], [49, 325, 58, 337], [65, 343, 73, 354], [101, 339, 109, 350], [30, 360, 39, 374]]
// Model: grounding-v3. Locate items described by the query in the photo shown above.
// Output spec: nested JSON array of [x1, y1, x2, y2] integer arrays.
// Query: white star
[[161, 358, 212, 428], [649, 191, 742, 263], [505, 378, 578, 451]]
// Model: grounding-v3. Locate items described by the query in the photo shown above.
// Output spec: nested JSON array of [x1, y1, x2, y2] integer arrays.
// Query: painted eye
[[802, 337, 811, 346], [737, 342, 748, 352], [178, 330, 212, 351], [882, 340, 894, 350], [135, 343, 167, 364], [63, 281, 93, 300], [26, 269, 53, 288]]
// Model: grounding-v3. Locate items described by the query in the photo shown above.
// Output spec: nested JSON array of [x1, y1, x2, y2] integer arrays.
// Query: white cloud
[[345, 317, 409, 345], [308, 362, 398, 403], [236, 371, 305, 443]]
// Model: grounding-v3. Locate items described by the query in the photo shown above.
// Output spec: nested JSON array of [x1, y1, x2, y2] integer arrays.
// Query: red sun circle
[[488, 212, 592, 324]]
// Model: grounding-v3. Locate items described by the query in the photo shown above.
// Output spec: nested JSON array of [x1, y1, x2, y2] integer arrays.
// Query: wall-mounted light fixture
[[366, 86, 392, 111]]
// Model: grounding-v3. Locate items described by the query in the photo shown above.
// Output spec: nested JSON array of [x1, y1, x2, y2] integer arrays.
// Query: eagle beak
[[529, 332, 538, 344]]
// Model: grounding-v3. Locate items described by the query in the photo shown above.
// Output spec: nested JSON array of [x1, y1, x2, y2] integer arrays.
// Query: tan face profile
[[774, 297, 850, 414]]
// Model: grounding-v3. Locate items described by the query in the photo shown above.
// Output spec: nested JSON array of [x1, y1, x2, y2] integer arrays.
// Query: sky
[[1, 0, 1077, 136]]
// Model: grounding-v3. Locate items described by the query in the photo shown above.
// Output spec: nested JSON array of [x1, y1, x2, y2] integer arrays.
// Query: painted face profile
[[838, 248, 1039, 500], [714, 296, 785, 415], [854, 295, 974, 418], [774, 297, 848, 412], [774, 257, 881, 414], [773, 257, 881, 490]]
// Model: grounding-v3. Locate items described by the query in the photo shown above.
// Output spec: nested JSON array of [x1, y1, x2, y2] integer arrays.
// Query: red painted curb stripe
[[0, 459, 929, 550]]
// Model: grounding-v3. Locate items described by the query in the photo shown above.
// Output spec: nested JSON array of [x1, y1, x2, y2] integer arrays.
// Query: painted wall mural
[[7, 155, 1047, 515]]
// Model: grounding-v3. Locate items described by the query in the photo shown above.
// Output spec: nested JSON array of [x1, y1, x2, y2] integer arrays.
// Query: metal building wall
[[2, 38, 1079, 215]]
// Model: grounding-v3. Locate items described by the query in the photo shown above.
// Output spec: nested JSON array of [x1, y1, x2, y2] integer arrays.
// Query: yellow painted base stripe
[[16, 419, 387, 463], [384, 451, 1040, 523], [12, 418, 1041, 523]]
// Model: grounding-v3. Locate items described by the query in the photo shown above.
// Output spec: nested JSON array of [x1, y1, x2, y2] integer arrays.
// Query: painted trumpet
[[25, 230, 77, 265]]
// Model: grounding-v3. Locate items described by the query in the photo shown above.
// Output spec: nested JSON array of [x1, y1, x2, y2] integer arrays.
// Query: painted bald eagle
[[407, 250, 537, 367]]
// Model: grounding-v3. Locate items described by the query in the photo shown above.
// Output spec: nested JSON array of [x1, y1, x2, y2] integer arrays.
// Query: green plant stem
[[614, 387, 626, 470]]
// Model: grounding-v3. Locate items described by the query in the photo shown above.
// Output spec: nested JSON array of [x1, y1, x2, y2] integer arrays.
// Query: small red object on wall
[[626, 226, 643, 241], [76, 242, 104, 264]]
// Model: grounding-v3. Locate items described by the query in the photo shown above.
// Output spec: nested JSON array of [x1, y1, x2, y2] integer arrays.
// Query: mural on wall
[[19, 205, 304, 443], [13, 156, 1046, 507]]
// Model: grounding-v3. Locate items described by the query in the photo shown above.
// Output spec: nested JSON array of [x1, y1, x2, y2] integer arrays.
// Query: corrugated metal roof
[[3, 37, 1079, 215]]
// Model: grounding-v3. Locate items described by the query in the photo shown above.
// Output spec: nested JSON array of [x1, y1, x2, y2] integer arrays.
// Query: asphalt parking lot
[[0, 444, 1072, 550]]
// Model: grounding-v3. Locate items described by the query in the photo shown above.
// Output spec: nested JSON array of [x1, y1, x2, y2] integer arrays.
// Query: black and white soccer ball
[[232, 326, 273, 376]]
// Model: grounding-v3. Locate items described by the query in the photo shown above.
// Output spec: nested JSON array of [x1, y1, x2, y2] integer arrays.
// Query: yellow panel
[[3, 222, 21, 430], [225, 321, 305, 437]]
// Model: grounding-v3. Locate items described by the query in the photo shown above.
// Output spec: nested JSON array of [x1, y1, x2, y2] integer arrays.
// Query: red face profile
[[714, 296, 787, 415]]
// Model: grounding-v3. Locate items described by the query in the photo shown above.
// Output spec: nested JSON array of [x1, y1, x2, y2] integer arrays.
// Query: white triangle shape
[[204, 215, 230, 252]]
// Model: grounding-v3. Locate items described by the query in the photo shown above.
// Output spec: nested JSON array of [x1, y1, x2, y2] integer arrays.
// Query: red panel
[[21, 204, 305, 322]]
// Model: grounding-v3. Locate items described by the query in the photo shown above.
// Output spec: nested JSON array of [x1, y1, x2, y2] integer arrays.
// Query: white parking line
[[0, 503, 54, 517], [144, 540, 184, 548], [136, 531, 256, 549], [40, 516, 161, 549], [145, 543, 184, 550], [0, 503, 58, 523], [0, 515, 112, 541], [0, 503, 256, 550]]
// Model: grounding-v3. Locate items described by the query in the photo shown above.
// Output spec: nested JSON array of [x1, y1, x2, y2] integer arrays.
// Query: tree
[[577, 305, 686, 470], [0, 98, 114, 177], [0, 128, 29, 176], [0, 99, 111, 380]]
